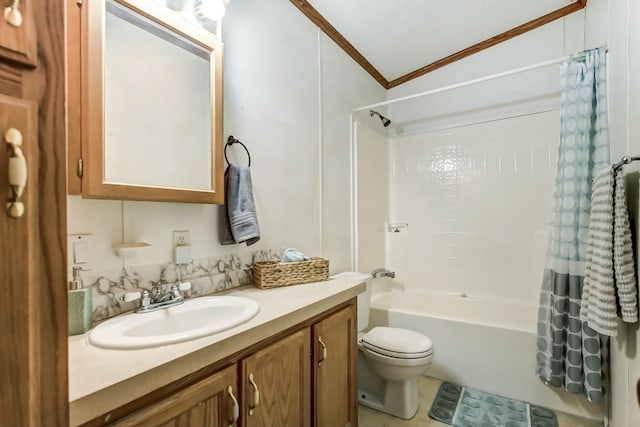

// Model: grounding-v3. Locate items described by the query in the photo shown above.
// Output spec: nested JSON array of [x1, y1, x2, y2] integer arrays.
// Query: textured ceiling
[[307, 0, 574, 82]]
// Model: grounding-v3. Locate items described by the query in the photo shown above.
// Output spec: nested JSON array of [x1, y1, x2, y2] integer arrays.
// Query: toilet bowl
[[331, 272, 435, 420], [358, 327, 433, 419]]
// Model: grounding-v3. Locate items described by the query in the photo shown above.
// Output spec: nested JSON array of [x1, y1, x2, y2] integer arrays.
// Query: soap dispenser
[[68, 266, 93, 335]]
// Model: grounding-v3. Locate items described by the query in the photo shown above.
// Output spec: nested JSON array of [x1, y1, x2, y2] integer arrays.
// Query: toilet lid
[[361, 327, 433, 359]]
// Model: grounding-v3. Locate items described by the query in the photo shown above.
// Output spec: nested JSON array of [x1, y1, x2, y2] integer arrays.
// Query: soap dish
[[113, 242, 151, 259]]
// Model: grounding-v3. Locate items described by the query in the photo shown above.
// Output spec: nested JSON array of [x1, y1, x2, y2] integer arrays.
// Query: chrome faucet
[[371, 268, 396, 279], [121, 282, 192, 313]]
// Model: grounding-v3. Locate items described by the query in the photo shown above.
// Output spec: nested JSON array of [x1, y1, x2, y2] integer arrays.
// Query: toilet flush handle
[[318, 336, 327, 367]]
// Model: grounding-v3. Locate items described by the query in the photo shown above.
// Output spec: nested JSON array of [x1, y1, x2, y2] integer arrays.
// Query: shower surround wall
[[387, 111, 558, 304]]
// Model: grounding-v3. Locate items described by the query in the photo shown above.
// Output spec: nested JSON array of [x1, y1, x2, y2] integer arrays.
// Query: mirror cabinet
[[68, 0, 224, 204]]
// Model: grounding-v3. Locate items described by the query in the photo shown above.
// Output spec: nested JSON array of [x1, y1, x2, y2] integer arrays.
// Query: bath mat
[[428, 381, 558, 427]]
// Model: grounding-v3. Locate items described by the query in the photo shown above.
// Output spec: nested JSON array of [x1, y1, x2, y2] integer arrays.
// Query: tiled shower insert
[[387, 110, 560, 303]]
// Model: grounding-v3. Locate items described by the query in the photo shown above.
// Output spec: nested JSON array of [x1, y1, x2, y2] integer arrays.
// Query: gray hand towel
[[218, 164, 260, 246]]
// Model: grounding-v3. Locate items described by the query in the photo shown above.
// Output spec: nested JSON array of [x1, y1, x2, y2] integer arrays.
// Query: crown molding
[[290, 0, 589, 90]]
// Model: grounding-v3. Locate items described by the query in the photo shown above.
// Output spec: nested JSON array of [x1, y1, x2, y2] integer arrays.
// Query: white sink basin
[[89, 296, 260, 350]]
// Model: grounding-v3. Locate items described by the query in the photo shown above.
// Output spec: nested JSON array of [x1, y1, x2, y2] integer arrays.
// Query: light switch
[[175, 245, 192, 265], [68, 233, 93, 271], [74, 241, 89, 264]]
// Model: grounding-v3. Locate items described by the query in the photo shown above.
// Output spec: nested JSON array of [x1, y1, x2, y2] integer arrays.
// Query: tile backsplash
[[82, 248, 283, 322]]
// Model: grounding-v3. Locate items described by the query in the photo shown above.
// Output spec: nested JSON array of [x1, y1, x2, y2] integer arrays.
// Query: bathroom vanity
[[69, 279, 364, 427]]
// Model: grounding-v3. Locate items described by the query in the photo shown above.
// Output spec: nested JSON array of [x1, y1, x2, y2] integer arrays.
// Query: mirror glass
[[104, 1, 212, 190]]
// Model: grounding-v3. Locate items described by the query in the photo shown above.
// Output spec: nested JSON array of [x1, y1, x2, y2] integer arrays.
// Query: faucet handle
[[170, 282, 191, 299], [121, 291, 142, 302]]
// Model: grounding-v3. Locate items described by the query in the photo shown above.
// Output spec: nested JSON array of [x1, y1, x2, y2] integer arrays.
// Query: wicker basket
[[252, 257, 329, 289]]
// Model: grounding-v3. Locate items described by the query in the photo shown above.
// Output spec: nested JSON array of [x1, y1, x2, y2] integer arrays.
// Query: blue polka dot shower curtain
[[535, 47, 609, 404]]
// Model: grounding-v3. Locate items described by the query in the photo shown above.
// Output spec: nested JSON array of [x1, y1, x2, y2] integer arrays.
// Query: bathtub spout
[[371, 268, 396, 279]]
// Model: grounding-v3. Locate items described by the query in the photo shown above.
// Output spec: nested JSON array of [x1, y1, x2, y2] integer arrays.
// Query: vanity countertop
[[69, 278, 365, 426]]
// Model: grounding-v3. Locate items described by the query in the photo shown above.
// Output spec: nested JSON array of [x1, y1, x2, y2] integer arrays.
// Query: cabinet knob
[[318, 336, 327, 367], [227, 385, 239, 427], [247, 373, 260, 416], [3, 0, 22, 27]]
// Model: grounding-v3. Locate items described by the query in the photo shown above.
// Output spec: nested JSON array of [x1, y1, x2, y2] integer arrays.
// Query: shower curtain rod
[[354, 48, 608, 112]]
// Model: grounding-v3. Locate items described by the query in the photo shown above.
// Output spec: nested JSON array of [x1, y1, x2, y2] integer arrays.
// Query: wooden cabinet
[[67, 0, 224, 204], [241, 328, 311, 427], [313, 305, 358, 427], [87, 300, 357, 427], [110, 365, 238, 427], [0, 1, 68, 426], [0, 91, 39, 427]]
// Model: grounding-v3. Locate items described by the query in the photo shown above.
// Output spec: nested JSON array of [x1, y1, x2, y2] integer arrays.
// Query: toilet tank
[[330, 272, 372, 332]]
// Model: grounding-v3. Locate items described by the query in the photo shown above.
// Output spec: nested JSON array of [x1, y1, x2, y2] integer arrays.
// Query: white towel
[[613, 169, 638, 323], [581, 167, 616, 335], [581, 167, 639, 336]]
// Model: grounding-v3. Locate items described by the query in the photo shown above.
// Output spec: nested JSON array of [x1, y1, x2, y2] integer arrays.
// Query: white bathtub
[[368, 290, 604, 421]]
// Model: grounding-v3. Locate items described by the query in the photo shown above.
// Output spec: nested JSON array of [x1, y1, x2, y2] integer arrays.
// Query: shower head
[[369, 110, 392, 127]]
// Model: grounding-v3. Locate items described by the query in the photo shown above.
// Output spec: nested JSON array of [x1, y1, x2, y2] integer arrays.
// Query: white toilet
[[332, 272, 434, 420]]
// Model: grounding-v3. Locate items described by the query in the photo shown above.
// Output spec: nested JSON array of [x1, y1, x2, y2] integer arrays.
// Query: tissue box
[[252, 257, 329, 289]]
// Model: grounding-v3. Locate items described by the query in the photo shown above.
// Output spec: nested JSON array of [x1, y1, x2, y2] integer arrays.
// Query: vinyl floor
[[358, 376, 603, 427]]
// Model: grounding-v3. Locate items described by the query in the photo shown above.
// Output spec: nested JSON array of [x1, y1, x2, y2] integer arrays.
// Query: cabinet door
[[0, 0, 37, 66], [110, 365, 239, 427], [0, 2, 67, 425], [241, 328, 311, 427], [0, 93, 38, 427], [313, 304, 357, 427]]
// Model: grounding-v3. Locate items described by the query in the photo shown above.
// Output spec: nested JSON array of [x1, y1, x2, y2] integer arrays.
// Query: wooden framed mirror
[[68, 0, 224, 204]]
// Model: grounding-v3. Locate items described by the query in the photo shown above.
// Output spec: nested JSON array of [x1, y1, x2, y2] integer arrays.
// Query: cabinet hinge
[[76, 158, 83, 177]]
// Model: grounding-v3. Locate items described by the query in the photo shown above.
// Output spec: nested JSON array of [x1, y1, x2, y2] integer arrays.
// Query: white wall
[[68, 0, 383, 278], [320, 34, 387, 274], [355, 122, 389, 274]]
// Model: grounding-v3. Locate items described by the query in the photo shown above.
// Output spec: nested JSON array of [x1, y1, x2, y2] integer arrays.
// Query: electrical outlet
[[173, 230, 190, 247]]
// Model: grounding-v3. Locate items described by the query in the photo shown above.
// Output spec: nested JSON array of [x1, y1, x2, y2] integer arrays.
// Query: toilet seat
[[362, 344, 433, 367], [361, 327, 433, 359]]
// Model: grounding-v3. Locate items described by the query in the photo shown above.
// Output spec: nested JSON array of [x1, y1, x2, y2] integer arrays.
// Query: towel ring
[[225, 136, 251, 167]]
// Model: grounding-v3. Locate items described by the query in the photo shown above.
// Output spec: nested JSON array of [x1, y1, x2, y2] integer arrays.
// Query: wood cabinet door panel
[[241, 328, 311, 427], [0, 0, 37, 67], [0, 93, 38, 426], [110, 365, 237, 427], [313, 304, 357, 427]]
